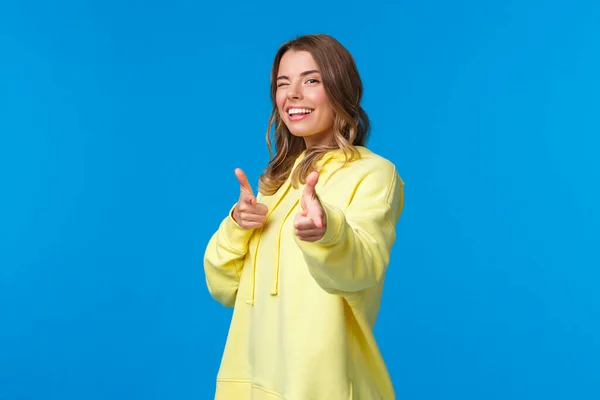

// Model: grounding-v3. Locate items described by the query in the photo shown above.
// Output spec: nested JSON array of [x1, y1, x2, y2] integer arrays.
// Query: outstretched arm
[[294, 165, 404, 295]]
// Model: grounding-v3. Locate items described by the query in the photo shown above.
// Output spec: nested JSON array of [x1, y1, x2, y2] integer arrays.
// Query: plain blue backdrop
[[1, 0, 598, 399]]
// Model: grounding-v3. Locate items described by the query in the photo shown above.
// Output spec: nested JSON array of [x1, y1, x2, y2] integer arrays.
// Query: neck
[[303, 129, 334, 148]]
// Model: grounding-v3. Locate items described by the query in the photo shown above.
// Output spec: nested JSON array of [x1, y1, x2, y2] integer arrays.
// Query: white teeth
[[288, 108, 313, 115]]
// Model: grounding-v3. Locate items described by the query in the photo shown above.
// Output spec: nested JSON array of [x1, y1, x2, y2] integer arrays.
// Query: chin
[[282, 118, 334, 142], [283, 122, 313, 137]]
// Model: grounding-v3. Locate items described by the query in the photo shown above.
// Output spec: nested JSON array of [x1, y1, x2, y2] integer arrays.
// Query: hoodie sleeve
[[294, 164, 404, 295], [203, 203, 254, 307]]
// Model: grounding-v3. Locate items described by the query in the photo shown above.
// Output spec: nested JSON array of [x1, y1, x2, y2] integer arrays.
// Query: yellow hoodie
[[204, 146, 404, 400]]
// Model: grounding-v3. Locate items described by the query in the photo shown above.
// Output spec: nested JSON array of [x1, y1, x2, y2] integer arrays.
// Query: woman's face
[[275, 50, 334, 147]]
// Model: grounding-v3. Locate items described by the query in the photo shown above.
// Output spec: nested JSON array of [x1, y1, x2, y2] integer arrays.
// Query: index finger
[[235, 168, 254, 196], [303, 170, 320, 198]]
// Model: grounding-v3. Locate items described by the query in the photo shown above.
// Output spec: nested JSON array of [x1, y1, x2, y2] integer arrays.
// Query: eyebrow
[[276, 69, 320, 81]]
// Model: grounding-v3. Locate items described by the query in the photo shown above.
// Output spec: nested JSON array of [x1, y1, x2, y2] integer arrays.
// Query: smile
[[287, 108, 314, 121]]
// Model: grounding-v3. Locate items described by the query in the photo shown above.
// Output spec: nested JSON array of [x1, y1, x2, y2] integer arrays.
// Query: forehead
[[277, 50, 319, 75]]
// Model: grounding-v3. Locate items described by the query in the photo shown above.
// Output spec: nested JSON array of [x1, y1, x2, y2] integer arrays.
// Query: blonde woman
[[204, 34, 404, 400]]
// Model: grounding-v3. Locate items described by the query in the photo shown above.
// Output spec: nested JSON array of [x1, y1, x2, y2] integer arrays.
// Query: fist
[[294, 170, 327, 242], [232, 168, 268, 230]]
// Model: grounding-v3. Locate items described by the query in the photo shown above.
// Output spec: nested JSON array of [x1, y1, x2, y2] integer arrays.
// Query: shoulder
[[342, 146, 403, 186], [356, 146, 397, 171], [323, 146, 403, 201], [319, 147, 404, 217]]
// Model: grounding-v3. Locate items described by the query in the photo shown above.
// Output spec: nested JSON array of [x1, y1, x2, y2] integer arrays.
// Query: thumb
[[313, 215, 324, 229], [235, 168, 254, 196]]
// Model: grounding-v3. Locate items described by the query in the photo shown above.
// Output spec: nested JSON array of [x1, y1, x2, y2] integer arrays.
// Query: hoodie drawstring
[[270, 200, 299, 296], [246, 182, 293, 306], [245, 228, 263, 306], [245, 149, 342, 306]]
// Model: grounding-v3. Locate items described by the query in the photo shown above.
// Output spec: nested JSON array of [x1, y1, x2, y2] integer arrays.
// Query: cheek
[[310, 88, 330, 107], [311, 90, 333, 122], [275, 91, 286, 112]]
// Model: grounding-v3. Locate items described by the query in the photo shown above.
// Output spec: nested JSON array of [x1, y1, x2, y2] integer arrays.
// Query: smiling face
[[275, 50, 335, 148]]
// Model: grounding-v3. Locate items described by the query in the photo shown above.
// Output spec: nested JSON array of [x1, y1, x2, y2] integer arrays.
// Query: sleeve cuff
[[313, 201, 346, 246], [221, 203, 254, 252]]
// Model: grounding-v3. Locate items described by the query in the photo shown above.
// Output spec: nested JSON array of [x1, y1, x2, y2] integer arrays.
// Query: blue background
[[1, 0, 599, 399]]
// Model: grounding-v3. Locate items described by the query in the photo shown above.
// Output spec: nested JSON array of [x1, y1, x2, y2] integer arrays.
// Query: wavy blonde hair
[[258, 34, 370, 195]]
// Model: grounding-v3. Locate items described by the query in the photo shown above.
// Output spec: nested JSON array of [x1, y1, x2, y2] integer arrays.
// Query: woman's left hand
[[294, 170, 327, 242]]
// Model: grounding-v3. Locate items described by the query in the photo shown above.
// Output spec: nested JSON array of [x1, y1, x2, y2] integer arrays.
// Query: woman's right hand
[[232, 168, 268, 230]]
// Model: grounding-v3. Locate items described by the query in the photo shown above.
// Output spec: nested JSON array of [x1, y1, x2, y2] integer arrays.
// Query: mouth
[[286, 107, 314, 122]]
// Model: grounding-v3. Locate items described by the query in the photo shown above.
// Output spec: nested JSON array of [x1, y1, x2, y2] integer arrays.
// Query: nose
[[286, 82, 303, 100]]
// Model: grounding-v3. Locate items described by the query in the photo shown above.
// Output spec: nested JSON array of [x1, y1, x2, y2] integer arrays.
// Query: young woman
[[204, 34, 404, 400]]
